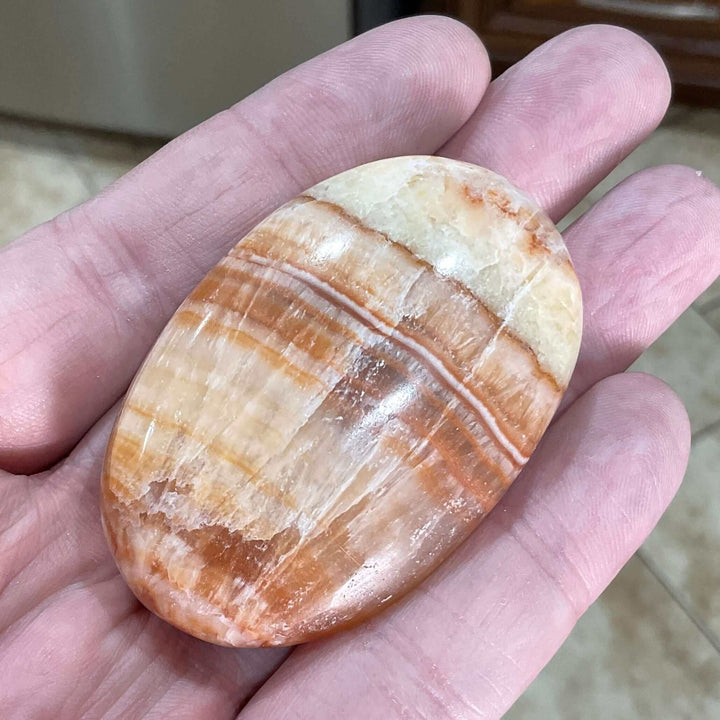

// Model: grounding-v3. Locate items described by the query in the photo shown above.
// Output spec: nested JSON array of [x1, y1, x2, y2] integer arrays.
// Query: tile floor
[[0, 115, 161, 245], [1, 107, 719, 717]]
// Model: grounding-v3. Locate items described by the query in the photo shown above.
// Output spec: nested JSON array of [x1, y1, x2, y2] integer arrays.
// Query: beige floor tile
[[641, 428, 720, 641], [0, 117, 92, 246], [663, 105, 720, 138], [703, 305, 720, 334], [54, 128, 164, 195], [696, 277, 720, 310], [506, 556, 720, 720], [630, 308, 720, 434], [557, 195, 592, 233], [587, 107, 720, 204]]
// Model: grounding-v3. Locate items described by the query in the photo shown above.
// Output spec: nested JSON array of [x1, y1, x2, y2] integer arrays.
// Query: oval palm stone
[[101, 156, 582, 647]]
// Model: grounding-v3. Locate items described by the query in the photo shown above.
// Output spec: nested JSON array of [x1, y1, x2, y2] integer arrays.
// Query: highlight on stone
[[100, 156, 583, 647]]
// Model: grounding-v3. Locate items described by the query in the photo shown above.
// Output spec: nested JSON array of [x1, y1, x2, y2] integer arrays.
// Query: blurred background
[[0, 1, 718, 717]]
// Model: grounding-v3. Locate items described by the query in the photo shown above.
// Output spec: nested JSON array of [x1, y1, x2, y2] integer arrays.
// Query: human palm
[[1, 17, 719, 719]]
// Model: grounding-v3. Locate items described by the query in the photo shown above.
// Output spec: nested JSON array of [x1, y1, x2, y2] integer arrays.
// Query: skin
[[0, 16, 719, 719]]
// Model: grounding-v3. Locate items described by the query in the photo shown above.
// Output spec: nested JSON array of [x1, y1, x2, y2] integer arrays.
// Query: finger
[[0, 406, 288, 718], [442, 24, 671, 220], [563, 164, 720, 407], [0, 16, 490, 474], [238, 373, 689, 719]]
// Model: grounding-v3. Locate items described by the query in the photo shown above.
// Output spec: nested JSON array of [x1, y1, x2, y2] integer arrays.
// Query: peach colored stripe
[[230, 251, 528, 466]]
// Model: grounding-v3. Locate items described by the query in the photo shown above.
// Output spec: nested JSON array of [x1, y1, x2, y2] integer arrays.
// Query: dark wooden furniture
[[427, 0, 720, 104]]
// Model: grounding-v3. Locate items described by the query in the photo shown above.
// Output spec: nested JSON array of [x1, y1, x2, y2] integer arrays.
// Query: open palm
[[1, 17, 719, 719]]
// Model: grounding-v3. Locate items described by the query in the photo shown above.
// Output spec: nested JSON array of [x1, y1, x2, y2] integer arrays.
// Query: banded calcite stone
[[101, 156, 582, 647]]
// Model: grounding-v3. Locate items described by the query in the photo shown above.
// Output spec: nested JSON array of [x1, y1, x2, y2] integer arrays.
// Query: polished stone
[[101, 156, 582, 647]]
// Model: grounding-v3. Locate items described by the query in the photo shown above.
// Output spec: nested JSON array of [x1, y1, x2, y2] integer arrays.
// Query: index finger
[[0, 16, 490, 474]]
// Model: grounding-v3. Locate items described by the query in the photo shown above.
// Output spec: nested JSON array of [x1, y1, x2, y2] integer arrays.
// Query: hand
[[1, 17, 718, 719]]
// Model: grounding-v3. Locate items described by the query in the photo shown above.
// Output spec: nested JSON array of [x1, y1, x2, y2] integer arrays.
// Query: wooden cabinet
[[429, 0, 720, 103]]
